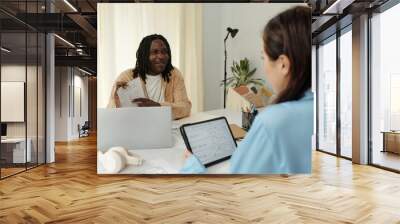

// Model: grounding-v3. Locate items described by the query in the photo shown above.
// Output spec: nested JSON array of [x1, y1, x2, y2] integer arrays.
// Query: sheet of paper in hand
[[116, 79, 146, 107]]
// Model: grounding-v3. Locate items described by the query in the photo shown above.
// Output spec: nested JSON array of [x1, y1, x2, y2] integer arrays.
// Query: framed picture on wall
[[1, 81, 25, 122]]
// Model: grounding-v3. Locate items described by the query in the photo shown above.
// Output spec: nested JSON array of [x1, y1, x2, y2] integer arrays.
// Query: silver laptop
[[97, 107, 173, 151]]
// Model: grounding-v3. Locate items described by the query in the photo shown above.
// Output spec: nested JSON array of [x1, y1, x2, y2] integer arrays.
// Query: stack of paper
[[116, 80, 145, 107]]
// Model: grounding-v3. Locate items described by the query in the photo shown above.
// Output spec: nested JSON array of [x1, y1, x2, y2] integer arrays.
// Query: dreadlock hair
[[132, 34, 174, 83]]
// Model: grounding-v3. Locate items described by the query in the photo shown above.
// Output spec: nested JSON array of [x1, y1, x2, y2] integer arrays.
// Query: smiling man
[[107, 34, 191, 119]]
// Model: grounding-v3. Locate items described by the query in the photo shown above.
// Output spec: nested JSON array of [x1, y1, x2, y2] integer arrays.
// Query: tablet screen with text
[[180, 117, 237, 167]]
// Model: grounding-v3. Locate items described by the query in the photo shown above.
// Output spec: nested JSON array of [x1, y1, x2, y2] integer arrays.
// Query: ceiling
[[1, 0, 98, 74]]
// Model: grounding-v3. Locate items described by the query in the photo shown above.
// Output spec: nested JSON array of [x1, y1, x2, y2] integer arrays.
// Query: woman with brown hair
[[182, 6, 313, 174]]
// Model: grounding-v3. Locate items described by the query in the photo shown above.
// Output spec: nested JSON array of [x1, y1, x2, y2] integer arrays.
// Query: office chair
[[79, 121, 90, 138]]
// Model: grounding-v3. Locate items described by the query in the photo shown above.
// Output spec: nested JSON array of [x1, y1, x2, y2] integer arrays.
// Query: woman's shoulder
[[256, 97, 313, 130]]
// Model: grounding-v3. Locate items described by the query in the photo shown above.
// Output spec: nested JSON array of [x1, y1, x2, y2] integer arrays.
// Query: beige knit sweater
[[107, 68, 191, 119]]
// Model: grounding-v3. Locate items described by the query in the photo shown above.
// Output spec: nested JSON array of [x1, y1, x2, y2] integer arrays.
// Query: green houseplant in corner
[[221, 58, 268, 109], [221, 58, 264, 89]]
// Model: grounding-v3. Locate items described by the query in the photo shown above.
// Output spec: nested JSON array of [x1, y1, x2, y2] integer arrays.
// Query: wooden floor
[[1, 163, 44, 178], [1, 135, 400, 223], [1, 167, 26, 178]]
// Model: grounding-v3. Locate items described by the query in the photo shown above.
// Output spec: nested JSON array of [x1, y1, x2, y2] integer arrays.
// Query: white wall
[[202, 4, 223, 110], [202, 3, 304, 110], [55, 67, 89, 141], [55, 67, 68, 141], [72, 74, 89, 138]]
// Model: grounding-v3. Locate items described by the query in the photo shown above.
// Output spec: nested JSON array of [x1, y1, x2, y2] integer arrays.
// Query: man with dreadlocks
[[107, 34, 191, 119]]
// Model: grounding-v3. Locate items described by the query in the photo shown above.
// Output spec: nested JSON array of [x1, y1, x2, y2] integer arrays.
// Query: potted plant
[[221, 58, 268, 109], [221, 58, 264, 89]]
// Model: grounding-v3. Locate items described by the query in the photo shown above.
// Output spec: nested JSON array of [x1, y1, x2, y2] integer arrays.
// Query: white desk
[[1, 138, 32, 163], [97, 109, 242, 174]]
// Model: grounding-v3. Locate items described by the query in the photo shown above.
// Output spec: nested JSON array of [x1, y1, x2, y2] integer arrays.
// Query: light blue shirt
[[181, 90, 314, 174]]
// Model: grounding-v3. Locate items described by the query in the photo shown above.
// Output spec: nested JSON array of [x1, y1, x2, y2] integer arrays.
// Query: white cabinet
[[1, 138, 32, 163]]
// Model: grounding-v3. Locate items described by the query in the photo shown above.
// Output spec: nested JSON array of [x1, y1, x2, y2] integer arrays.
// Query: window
[[390, 74, 400, 130], [317, 37, 337, 155], [371, 2, 400, 171], [339, 28, 352, 158], [0, 2, 47, 179]]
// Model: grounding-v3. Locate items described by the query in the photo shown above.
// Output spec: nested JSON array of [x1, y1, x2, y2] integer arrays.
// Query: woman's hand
[[184, 149, 192, 159], [132, 98, 161, 107]]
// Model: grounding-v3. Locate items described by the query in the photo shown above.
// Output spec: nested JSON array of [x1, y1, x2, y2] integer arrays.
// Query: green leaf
[[220, 77, 234, 86], [225, 80, 235, 89], [228, 57, 264, 88], [249, 80, 264, 86], [248, 68, 257, 77]]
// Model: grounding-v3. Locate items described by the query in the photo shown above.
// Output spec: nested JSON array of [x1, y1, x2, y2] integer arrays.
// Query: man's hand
[[132, 98, 161, 107], [114, 81, 128, 107], [116, 81, 128, 89]]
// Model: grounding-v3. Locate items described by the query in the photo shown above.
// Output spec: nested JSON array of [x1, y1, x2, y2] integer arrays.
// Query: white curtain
[[98, 3, 204, 112]]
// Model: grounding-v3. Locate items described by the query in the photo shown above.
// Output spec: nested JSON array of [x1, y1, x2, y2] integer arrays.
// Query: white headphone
[[98, 146, 143, 173]]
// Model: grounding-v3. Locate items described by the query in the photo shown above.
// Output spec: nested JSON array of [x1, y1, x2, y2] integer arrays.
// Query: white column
[[45, 0, 56, 163], [46, 33, 55, 163], [352, 14, 369, 164]]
